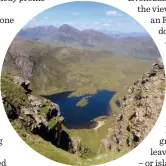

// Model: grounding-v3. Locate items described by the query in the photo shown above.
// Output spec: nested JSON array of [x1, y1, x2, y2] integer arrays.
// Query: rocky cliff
[[1, 73, 88, 154], [102, 59, 165, 151]]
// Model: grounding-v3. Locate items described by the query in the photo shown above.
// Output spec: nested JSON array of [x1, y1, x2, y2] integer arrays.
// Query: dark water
[[115, 100, 121, 107], [44, 90, 116, 129]]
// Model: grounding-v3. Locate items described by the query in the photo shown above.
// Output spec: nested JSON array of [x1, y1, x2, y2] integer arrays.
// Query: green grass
[[2, 38, 156, 165], [159, 81, 165, 91], [29, 55, 152, 162], [48, 116, 64, 129], [48, 117, 59, 128], [12, 119, 126, 165], [14, 121, 133, 165], [76, 98, 88, 107], [12, 120, 82, 165], [1, 73, 28, 109], [1, 56, 154, 164], [67, 56, 152, 97], [3, 37, 153, 97], [56, 56, 152, 154], [1, 74, 83, 165], [67, 114, 117, 153], [40, 106, 49, 114]]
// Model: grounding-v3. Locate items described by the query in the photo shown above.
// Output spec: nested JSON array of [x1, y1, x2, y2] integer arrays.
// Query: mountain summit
[[59, 24, 81, 33]]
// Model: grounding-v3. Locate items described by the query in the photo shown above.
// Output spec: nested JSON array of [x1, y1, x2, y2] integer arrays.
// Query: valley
[[1, 24, 164, 165], [3, 37, 154, 96]]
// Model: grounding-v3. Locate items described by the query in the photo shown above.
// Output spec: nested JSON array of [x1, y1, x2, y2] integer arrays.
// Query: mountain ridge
[[3, 37, 154, 95], [17, 24, 160, 60]]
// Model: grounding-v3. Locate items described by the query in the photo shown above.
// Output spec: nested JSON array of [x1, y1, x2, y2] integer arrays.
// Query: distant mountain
[[107, 37, 160, 59], [18, 25, 58, 41], [99, 30, 149, 38], [17, 24, 160, 60], [3, 37, 154, 94], [3, 37, 115, 93], [18, 24, 113, 49]]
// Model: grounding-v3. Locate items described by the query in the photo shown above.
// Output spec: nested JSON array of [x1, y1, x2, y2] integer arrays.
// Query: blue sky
[[26, 1, 146, 33]]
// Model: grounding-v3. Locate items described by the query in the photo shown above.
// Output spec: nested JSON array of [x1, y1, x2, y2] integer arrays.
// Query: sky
[[26, 1, 146, 33]]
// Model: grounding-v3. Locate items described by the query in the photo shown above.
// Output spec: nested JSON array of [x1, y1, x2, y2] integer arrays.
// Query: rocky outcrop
[[14, 76, 30, 90], [102, 59, 165, 151], [1, 74, 88, 154], [2, 76, 60, 131], [70, 136, 91, 155]]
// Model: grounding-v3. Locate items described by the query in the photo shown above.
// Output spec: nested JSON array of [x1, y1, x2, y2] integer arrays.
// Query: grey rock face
[[2, 75, 87, 154], [102, 59, 165, 151]]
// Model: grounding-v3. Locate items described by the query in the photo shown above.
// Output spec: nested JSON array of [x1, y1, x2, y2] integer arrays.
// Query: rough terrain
[[102, 59, 165, 152]]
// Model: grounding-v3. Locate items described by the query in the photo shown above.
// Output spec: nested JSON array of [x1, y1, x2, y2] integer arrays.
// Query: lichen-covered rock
[[102, 59, 165, 151]]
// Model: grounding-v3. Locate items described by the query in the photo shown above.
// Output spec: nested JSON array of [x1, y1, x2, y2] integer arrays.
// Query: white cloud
[[72, 12, 80, 16], [94, 21, 100, 25], [44, 17, 48, 19], [106, 11, 123, 16], [103, 23, 109, 26]]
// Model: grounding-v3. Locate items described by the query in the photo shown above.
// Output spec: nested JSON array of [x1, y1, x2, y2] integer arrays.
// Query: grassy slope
[[12, 118, 132, 166], [12, 120, 82, 165], [61, 56, 154, 164], [67, 56, 152, 96], [1, 73, 28, 109], [1, 73, 84, 165], [2, 38, 156, 164], [28, 52, 153, 156], [56, 56, 153, 154], [3, 38, 153, 96]]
